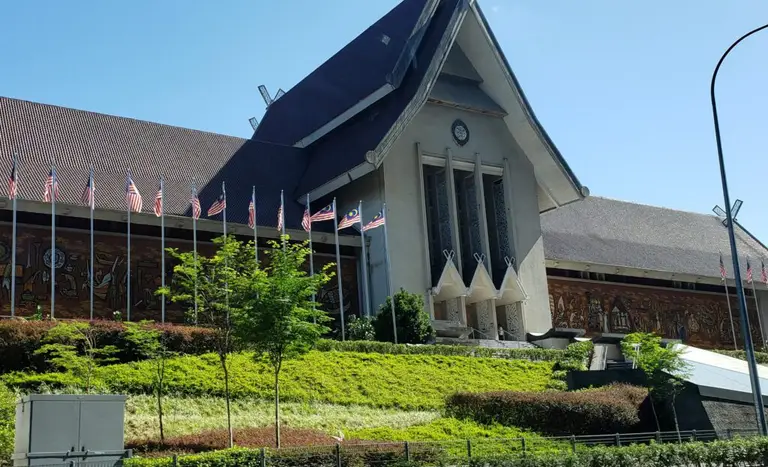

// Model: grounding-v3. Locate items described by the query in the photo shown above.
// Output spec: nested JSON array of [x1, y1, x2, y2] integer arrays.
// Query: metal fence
[[136, 428, 759, 467]]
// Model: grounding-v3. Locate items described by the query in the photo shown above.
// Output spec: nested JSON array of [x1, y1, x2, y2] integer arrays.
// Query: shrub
[[0, 383, 14, 467], [714, 349, 768, 365], [445, 384, 648, 436], [547, 340, 594, 390], [314, 339, 562, 361], [4, 351, 555, 411], [123, 437, 768, 467], [0, 320, 217, 373], [346, 316, 375, 341], [373, 290, 434, 344]]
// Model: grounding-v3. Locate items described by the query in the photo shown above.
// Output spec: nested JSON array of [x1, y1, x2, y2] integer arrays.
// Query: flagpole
[[307, 194, 315, 301], [222, 182, 228, 320], [358, 201, 370, 318], [724, 280, 737, 350], [750, 280, 765, 349], [10, 153, 17, 318], [280, 190, 286, 251], [160, 176, 166, 323], [192, 180, 199, 325], [89, 165, 94, 321], [50, 163, 56, 320], [382, 203, 398, 344], [333, 198, 345, 341], [253, 186, 258, 264], [127, 172, 132, 322]]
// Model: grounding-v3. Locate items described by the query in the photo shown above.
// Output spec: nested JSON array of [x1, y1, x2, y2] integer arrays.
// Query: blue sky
[[3, 1, 768, 240]]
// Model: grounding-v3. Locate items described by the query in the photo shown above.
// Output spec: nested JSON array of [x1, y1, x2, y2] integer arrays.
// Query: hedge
[[0, 384, 13, 467], [0, 319, 217, 373], [123, 437, 768, 467], [445, 384, 648, 436], [714, 349, 768, 365], [314, 339, 563, 362], [3, 351, 555, 410]]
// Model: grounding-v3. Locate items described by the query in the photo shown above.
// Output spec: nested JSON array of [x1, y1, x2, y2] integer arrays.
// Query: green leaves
[[373, 289, 434, 344], [234, 237, 332, 368], [621, 333, 690, 397]]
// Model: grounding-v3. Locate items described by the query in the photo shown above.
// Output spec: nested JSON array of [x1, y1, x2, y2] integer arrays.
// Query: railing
[[112, 429, 761, 467]]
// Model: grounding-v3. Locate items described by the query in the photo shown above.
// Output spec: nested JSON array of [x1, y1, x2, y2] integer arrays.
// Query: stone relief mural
[[548, 278, 762, 349], [0, 224, 359, 322]]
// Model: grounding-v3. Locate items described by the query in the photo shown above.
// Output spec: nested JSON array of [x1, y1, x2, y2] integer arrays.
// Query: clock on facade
[[451, 119, 469, 146]]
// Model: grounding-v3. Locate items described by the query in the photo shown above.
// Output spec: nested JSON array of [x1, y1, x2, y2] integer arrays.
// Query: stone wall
[[0, 223, 359, 322], [548, 277, 762, 349]]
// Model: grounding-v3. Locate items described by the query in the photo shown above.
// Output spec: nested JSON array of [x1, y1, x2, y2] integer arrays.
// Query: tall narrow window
[[455, 169, 482, 284], [483, 174, 512, 287], [423, 165, 453, 286]]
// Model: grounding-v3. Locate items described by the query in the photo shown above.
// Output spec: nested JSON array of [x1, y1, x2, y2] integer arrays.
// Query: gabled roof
[[541, 196, 768, 280], [0, 97, 309, 229], [252, 0, 429, 147], [295, 0, 466, 197]]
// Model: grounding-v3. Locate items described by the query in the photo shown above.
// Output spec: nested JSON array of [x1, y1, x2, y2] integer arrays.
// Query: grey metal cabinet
[[13, 394, 129, 466]]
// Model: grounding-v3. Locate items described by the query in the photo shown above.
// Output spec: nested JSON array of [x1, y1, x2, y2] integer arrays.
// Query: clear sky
[[2, 1, 768, 239]]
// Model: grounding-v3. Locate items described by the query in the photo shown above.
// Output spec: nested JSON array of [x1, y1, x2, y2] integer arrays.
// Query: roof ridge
[[0, 95, 247, 141], [588, 195, 723, 219]]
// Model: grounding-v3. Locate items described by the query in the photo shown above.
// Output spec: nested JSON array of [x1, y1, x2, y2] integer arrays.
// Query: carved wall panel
[[548, 278, 761, 349], [0, 224, 359, 322]]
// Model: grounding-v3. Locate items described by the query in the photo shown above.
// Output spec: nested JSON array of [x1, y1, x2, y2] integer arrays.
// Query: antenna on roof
[[248, 117, 260, 131], [258, 85, 274, 107], [713, 199, 743, 227]]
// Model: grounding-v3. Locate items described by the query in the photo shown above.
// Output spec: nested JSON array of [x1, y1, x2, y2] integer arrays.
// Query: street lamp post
[[710, 22, 768, 435]]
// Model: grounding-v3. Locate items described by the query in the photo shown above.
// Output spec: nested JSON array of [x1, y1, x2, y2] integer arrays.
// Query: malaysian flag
[[277, 204, 284, 232], [8, 156, 18, 200], [153, 179, 164, 217], [125, 173, 143, 213], [208, 193, 225, 217], [301, 205, 311, 232], [248, 196, 256, 229], [81, 167, 94, 209], [189, 184, 201, 220], [310, 204, 335, 222], [747, 258, 753, 283], [720, 252, 727, 280], [338, 208, 361, 230], [362, 211, 385, 232], [43, 166, 59, 203], [762, 260, 768, 285]]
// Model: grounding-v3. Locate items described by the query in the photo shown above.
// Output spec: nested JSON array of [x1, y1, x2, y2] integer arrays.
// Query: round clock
[[452, 119, 469, 146]]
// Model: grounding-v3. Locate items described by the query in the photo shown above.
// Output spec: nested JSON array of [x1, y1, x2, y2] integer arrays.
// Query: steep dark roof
[[0, 96, 309, 229], [252, 0, 428, 146], [541, 196, 768, 280], [295, 0, 464, 196]]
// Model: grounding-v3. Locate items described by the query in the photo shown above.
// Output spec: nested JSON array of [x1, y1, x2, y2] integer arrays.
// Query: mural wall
[[0, 224, 359, 322], [548, 278, 763, 349]]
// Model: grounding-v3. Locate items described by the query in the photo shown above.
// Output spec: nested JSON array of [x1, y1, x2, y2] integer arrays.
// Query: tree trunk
[[671, 394, 681, 442], [274, 367, 281, 449], [649, 392, 661, 432], [221, 355, 234, 448]]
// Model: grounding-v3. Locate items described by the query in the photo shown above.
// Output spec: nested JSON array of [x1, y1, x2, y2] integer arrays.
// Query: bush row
[[445, 384, 648, 436], [714, 349, 768, 365], [124, 437, 768, 467], [314, 339, 563, 362], [0, 320, 217, 373], [0, 384, 13, 467], [3, 351, 555, 410], [0, 319, 568, 375]]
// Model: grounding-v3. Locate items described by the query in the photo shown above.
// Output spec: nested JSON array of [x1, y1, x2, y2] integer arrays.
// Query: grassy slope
[[71, 351, 554, 410], [126, 396, 438, 441]]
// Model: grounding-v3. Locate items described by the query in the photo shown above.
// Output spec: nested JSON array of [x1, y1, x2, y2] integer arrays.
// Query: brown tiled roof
[[0, 96, 249, 219]]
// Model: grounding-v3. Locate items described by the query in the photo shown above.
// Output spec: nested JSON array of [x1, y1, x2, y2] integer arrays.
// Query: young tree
[[123, 321, 174, 444], [160, 235, 256, 448], [34, 321, 118, 393], [621, 332, 690, 433], [235, 237, 332, 448]]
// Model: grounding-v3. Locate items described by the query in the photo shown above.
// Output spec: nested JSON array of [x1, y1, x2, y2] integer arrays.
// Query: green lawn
[[5, 350, 554, 410], [125, 395, 438, 441]]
